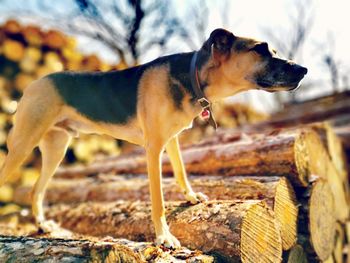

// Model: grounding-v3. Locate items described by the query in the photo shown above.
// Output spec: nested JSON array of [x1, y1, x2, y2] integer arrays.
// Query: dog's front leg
[[166, 136, 208, 204], [146, 140, 181, 248]]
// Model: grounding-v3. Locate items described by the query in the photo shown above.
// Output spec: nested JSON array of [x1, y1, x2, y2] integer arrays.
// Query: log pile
[[0, 20, 121, 200], [14, 175, 297, 252], [12, 124, 349, 262], [1, 19, 349, 262], [244, 91, 350, 171], [46, 200, 283, 262]]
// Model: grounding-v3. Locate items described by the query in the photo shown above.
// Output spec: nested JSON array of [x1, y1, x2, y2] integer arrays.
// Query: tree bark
[[45, 200, 283, 262], [297, 178, 336, 261], [56, 129, 326, 188], [15, 175, 298, 251], [0, 234, 213, 262]]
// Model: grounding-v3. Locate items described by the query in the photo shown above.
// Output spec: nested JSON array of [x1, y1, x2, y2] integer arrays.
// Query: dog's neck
[[190, 52, 217, 129], [198, 61, 250, 102]]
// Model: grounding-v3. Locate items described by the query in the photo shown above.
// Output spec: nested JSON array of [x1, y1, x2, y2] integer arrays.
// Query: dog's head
[[199, 28, 307, 95]]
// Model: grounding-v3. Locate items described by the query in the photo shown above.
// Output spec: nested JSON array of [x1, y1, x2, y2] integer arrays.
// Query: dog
[[0, 28, 307, 247]]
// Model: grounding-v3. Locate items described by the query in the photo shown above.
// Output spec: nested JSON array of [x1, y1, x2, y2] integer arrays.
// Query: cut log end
[[274, 177, 298, 250], [294, 129, 329, 187], [240, 203, 282, 263], [309, 179, 336, 260]]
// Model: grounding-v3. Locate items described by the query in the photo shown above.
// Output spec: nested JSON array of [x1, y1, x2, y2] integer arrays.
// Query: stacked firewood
[[11, 120, 348, 262], [0, 19, 122, 173], [1, 19, 350, 262], [8, 91, 350, 262]]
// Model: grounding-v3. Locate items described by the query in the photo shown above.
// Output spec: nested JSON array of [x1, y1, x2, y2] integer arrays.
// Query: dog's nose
[[294, 64, 308, 75]]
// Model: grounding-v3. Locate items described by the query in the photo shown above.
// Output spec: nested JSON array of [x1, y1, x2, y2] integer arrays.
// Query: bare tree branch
[[2, 0, 188, 66]]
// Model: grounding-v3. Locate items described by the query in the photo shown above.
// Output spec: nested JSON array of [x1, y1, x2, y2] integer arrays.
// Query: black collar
[[190, 52, 217, 129]]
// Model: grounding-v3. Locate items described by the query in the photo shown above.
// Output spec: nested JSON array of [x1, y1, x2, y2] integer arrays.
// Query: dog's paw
[[37, 220, 72, 237], [156, 231, 181, 248], [185, 191, 208, 204], [38, 220, 60, 233]]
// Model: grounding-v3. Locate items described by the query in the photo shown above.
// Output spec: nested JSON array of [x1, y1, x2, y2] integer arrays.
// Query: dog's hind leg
[[32, 128, 72, 232], [0, 80, 61, 187], [165, 136, 208, 204]]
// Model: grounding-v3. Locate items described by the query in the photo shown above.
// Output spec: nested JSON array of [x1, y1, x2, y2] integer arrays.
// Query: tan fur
[[205, 50, 264, 100]]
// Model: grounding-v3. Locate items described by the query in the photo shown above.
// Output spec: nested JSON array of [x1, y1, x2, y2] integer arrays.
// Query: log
[[15, 175, 298, 251], [326, 159, 349, 222], [46, 200, 283, 262], [14, 73, 35, 91], [2, 39, 25, 62], [56, 129, 327, 187], [283, 244, 308, 263], [333, 125, 350, 161], [297, 178, 336, 261], [0, 235, 213, 262], [22, 25, 43, 46], [251, 91, 350, 129], [333, 223, 345, 263], [315, 123, 348, 181], [43, 30, 66, 49], [3, 20, 21, 34]]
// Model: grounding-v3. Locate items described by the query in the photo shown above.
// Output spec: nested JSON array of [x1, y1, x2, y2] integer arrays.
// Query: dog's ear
[[203, 28, 235, 65]]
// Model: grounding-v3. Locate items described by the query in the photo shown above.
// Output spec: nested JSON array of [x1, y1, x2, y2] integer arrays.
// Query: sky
[[0, 0, 349, 112]]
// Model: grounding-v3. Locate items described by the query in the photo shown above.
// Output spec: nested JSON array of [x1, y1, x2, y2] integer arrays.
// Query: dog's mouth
[[257, 80, 302, 92]]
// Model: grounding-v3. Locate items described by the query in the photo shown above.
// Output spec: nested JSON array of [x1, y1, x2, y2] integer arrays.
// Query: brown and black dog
[[0, 28, 307, 247]]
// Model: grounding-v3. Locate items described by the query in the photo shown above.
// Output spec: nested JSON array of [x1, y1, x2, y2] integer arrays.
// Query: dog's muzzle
[[257, 62, 308, 92]]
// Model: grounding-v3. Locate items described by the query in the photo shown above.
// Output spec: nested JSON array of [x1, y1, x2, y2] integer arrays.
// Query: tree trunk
[[297, 178, 336, 261], [45, 200, 283, 262], [15, 175, 298, 251], [0, 235, 213, 262], [56, 129, 327, 188]]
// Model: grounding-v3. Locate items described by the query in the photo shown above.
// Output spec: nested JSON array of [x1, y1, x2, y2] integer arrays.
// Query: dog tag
[[201, 109, 210, 120]]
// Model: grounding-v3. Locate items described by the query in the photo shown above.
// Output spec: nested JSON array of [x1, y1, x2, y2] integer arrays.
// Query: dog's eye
[[251, 42, 271, 57]]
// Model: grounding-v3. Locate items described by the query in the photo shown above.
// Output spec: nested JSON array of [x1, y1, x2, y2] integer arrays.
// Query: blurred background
[[0, 0, 349, 202]]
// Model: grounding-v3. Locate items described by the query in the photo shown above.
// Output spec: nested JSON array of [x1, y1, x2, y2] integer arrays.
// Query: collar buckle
[[197, 97, 210, 108]]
